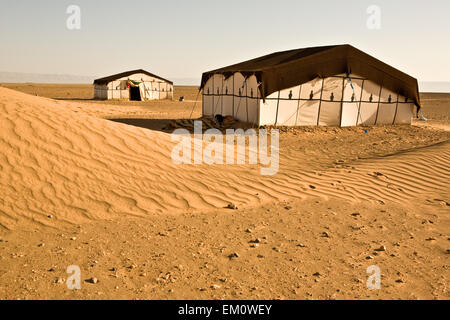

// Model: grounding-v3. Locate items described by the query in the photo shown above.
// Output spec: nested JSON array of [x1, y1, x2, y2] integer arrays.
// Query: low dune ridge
[[0, 87, 449, 231]]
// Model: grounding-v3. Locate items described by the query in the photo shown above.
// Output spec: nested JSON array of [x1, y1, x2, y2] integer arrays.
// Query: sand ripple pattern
[[0, 88, 448, 229]]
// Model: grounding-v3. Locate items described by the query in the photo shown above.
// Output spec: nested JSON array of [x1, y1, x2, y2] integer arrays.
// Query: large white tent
[[94, 69, 173, 101], [201, 45, 421, 127]]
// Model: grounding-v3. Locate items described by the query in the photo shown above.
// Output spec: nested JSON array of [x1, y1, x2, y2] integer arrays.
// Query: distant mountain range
[[0, 72, 447, 91], [0, 72, 96, 84]]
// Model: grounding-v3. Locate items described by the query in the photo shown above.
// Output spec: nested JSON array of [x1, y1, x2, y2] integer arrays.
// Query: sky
[[0, 0, 449, 84]]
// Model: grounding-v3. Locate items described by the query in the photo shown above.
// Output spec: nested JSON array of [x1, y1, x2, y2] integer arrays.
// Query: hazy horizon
[[0, 0, 449, 85]]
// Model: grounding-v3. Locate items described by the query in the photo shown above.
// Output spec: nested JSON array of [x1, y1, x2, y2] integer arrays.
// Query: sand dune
[[0, 87, 448, 231]]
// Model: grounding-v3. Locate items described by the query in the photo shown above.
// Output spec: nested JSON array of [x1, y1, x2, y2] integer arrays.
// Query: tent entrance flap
[[129, 86, 141, 101]]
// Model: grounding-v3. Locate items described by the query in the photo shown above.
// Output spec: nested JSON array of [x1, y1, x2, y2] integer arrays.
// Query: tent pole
[[221, 76, 224, 115], [295, 85, 302, 126], [246, 79, 249, 123], [392, 93, 400, 125], [274, 91, 281, 126], [317, 78, 325, 126], [356, 80, 365, 126], [232, 74, 235, 118], [374, 84, 383, 125], [339, 77, 346, 127], [256, 83, 260, 127]]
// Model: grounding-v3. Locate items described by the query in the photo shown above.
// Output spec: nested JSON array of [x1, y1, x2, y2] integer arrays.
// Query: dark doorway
[[129, 86, 141, 101]]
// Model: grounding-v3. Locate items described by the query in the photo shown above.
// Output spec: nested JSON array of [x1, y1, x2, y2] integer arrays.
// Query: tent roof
[[201, 45, 420, 108], [94, 69, 173, 85]]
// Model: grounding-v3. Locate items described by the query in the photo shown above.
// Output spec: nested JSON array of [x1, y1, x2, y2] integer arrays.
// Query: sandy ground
[[0, 84, 448, 300]]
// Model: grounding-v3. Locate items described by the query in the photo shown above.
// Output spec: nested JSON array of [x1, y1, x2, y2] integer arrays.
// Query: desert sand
[[0, 84, 448, 300]]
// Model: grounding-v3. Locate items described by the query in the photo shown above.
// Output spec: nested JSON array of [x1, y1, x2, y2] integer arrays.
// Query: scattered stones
[[70, 237, 77, 241], [375, 246, 387, 252], [395, 279, 405, 284], [85, 277, 98, 284], [55, 277, 65, 284], [313, 272, 321, 277], [309, 185, 316, 190], [245, 228, 252, 233], [446, 249, 450, 254], [249, 238, 261, 244], [37, 243, 45, 247], [297, 244, 306, 248], [272, 247, 281, 252], [226, 203, 238, 210], [366, 256, 374, 260], [351, 212, 361, 217], [257, 254, 265, 259], [228, 253, 239, 259], [211, 284, 221, 290], [426, 237, 436, 241], [321, 232, 330, 238], [284, 206, 292, 211]]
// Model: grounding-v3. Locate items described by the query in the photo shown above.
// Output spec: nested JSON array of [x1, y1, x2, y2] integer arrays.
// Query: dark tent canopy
[[94, 69, 173, 85], [200, 45, 420, 108]]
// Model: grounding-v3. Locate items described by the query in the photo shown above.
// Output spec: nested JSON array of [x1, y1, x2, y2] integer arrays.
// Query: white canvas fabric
[[233, 73, 247, 122], [201, 73, 415, 127], [247, 75, 259, 124], [94, 72, 173, 101], [222, 75, 234, 116]]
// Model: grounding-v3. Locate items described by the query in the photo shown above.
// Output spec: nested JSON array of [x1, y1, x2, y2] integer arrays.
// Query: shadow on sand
[[109, 119, 178, 133]]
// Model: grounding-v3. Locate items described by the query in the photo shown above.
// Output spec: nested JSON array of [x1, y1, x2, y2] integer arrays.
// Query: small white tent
[[201, 45, 421, 127], [94, 69, 173, 101]]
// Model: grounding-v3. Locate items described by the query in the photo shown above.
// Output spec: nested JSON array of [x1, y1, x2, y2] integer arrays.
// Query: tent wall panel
[[395, 103, 414, 124], [296, 100, 320, 126], [343, 78, 363, 102], [276, 100, 299, 126], [203, 77, 214, 116], [279, 85, 301, 100], [300, 78, 322, 100], [358, 102, 378, 126], [318, 101, 341, 126], [212, 74, 224, 115], [341, 102, 360, 127], [222, 75, 234, 116], [361, 80, 381, 102], [159, 83, 167, 100], [380, 87, 397, 103], [202, 72, 416, 127], [322, 77, 343, 102], [246, 76, 259, 124], [259, 98, 278, 126], [233, 73, 247, 122], [376, 103, 397, 125]]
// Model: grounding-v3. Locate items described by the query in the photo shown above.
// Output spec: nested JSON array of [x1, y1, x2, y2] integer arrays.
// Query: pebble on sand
[[226, 203, 238, 210], [85, 277, 98, 284]]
